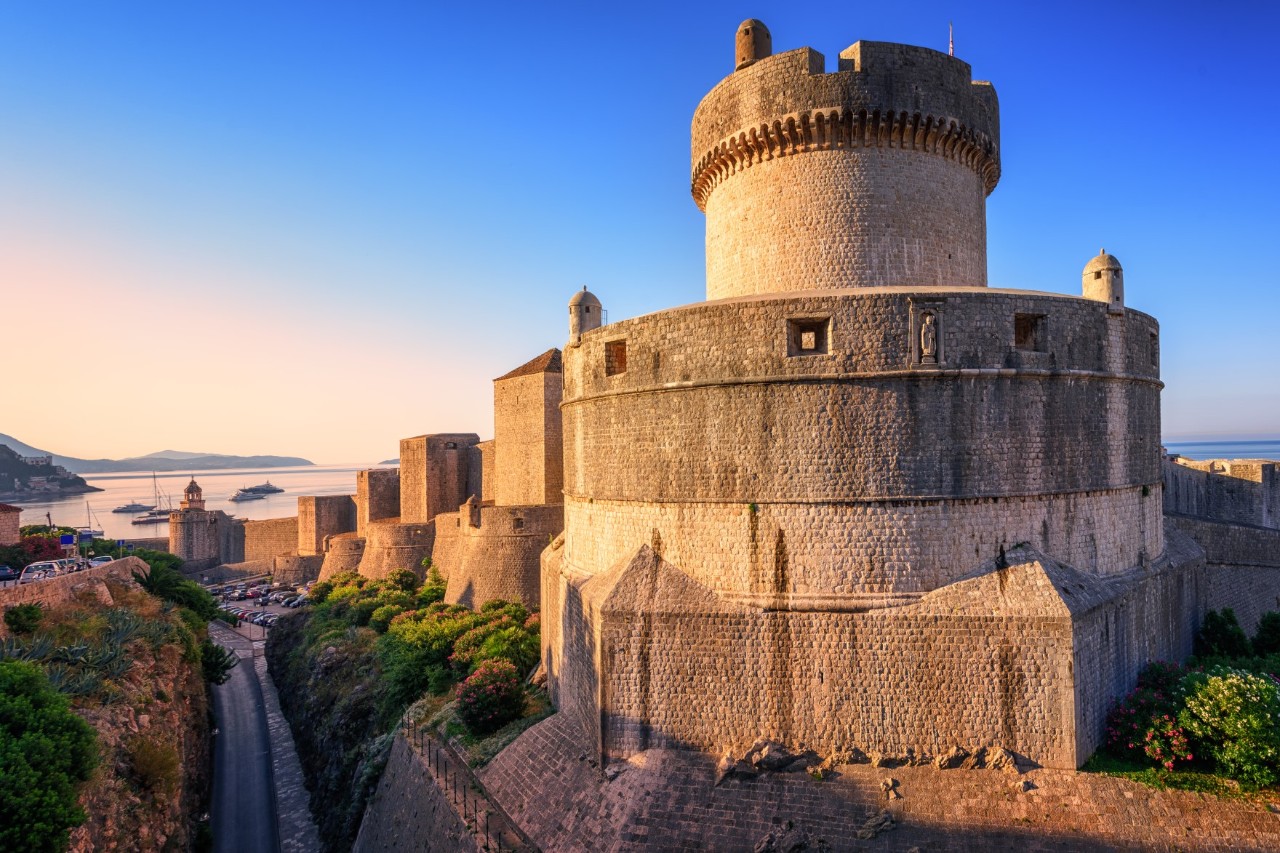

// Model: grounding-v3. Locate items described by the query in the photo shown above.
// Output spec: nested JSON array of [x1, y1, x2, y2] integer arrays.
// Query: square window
[[605, 340, 628, 376], [787, 317, 830, 356], [513, 518, 525, 530], [1014, 314, 1046, 352]]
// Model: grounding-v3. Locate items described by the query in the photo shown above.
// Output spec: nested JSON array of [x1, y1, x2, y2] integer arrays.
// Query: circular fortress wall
[[562, 289, 1163, 606], [693, 42, 999, 299]]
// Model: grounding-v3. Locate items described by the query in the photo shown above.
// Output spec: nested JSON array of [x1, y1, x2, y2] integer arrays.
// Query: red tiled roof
[[0, 503, 22, 513], [495, 348, 562, 381]]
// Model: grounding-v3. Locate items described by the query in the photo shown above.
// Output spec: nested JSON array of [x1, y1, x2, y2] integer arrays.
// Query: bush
[[1105, 663, 1193, 769], [368, 605, 405, 634], [476, 626, 540, 675], [1195, 609, 1251, 659], [127, 736, 180, 793], [455, 659, 525, 734], [1253, 612, 1280, 656], [0, 660, 99, 852], [1179, 667, 1280, 788], [200, 639, 239, 685], [4, 603, 43, 635], [418, 562, 446, 607], [385, 569, 420, 594], [308, 581, 335, 603]]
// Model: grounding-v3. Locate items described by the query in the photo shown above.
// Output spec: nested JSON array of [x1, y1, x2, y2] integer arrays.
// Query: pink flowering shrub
[[1105, 662, 1194, 769], [456, 659, 525, 734]]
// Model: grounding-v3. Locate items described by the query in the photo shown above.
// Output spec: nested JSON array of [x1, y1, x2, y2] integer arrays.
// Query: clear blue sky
[[2, 1, 1277, 462]]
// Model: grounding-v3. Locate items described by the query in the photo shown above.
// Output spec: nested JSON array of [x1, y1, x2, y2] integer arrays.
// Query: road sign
[[59, 534, 74, 546], [78, 533, 93, 543], [117, 540, 125, 548]]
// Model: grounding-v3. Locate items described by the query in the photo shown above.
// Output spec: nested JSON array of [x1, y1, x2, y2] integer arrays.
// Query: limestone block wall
[[564, 289, 1163, 599], [0, 506, 19, 545], [1163, 458, 1279, 529], [428, 511, 461, 580], [1169, 514, 1280, 568], [442, 504, 562, 609], [693, 44, 999, 298], [356, 519, 435, 580], [494, 368, 563, 507], [318, 533, 366, 582], [0, 558, 147, 637], [356, 468, 401, 537], [297, 495, 355, 557], [400, 434, 480, 524], [546, 533, 1204, 771], [243, 516, 298, 562], [273, 554, 324, 586]]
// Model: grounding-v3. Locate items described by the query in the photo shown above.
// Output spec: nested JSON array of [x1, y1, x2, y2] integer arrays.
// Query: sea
[[1163, 439, 1280, 462], [11, 463, 390, 541]]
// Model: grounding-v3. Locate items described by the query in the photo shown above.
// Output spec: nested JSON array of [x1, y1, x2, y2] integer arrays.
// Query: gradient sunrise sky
[[2, 1, 1277, 464]]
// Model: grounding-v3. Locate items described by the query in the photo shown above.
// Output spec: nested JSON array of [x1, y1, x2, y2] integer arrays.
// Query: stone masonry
[[0, 502, 20, 545]]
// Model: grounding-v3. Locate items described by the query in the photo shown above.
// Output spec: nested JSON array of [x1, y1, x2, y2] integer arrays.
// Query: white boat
[[112, 501, 156, 513], [240, 480, 284, 495], [229, 489, 267, 503]]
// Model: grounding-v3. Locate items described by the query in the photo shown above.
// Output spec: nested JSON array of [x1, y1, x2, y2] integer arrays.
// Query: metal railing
[[403, 718, 538, 852]]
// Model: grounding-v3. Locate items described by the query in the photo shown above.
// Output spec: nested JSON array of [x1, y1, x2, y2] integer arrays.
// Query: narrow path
[[210, 624, 279, 853], [209, 621, 321, 853]]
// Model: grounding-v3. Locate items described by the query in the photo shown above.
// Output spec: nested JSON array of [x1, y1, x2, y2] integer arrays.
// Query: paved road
[[210, 625, 280, 853]]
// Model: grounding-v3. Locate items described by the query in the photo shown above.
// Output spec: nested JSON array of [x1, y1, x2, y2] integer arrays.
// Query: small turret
[[568, 287, 603, 346], [1083, 249, 1124, 314], [735, 19, 772, 70], [180, 478, 205, 511]]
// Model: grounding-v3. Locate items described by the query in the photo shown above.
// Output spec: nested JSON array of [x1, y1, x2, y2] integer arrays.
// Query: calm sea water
[[1164, 440, 1280, 462], [11, 463, 389, 541]]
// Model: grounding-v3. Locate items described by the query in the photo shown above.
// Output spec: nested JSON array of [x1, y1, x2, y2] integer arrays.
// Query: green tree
[[0, 660, 99, 852], [4, 603, 44, 635], [132, 559, 219, 621]]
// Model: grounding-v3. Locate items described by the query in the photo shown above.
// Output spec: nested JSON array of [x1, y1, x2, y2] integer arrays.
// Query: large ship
[[239, 481, 284, 495], [112, 501, 156, 513], [229, 488, 267, 503]]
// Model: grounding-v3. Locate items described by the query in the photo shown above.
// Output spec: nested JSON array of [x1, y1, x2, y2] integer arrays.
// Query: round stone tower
[[568, 287, 603, 346], [693, 30, 1001, 299], [1083, 249, 1124, 314]]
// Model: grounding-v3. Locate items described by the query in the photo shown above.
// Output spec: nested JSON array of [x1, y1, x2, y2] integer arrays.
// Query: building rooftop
[[496, 348, 562, 381]]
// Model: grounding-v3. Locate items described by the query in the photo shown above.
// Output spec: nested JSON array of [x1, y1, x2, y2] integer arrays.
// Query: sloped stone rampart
[[477, 713, 1280, 852]]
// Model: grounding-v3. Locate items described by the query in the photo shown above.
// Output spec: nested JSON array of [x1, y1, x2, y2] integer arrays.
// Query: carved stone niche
[[908, 298, 946, 368]]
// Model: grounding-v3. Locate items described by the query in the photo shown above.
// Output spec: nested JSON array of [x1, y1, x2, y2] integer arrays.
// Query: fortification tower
[[694, 24, 1000, 299], [544, 21, 1175, 772], [179, 478, 204, 511]]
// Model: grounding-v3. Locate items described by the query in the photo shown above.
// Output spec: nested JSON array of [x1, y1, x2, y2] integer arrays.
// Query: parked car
[[20, 562, 60, 583], [88, 556, 114, 567], [0, 565, 18, 583]]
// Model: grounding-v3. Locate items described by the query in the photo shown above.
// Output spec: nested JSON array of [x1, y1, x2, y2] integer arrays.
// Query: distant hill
[[0, 434, 313, 474], [380, 459, 399, 465]]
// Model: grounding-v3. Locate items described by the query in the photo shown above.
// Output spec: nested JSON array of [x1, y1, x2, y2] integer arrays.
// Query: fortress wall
[[356, 519, 435, 581], [124, 537, 168, 552], [1169, 515, 1280, 568], [443, 504, 561, 609], [705, 148, 986, 298], [1169, 515, 1280, 635], [272, 554, 323, 585], [356, 469, 400, 537], [400, 434, 480, 523], [427, 511, 461, 579], [1163, 459, 1279, 529], [564, 488, 1163, 599], [297, 495, 355, 557], [171, 510, 241, 570], [566, 292, 1161, 499], [494, 371, 563, 506], [353, 735, 480, 853], [0, 509, 18, 545], [243, 516, 297, 562], [318, 533, 366, 581]]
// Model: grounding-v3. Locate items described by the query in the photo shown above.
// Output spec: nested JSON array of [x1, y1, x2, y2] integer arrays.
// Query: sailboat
[[76, 502, 104, 539], [131, 473, 172, 525]]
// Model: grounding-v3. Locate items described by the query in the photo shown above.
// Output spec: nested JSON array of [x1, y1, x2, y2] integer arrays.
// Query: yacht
[[229, 489, 267, 503], [112, 501, 157, 513], [131, 508, 172, 525], [240, 481, 284, 495]]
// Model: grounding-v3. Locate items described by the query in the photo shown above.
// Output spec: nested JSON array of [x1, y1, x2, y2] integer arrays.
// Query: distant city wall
[[442, 503, 561, 609], [243, 516, 298, 562], [1163, 458, 1279, 529]]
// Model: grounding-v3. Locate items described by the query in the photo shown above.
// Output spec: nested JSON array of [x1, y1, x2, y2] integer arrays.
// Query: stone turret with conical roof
[[1083, 249, 1124, 314]]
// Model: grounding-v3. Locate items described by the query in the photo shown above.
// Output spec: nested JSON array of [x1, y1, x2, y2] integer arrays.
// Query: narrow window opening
[[445, 442, 457, 450], [787, 317, 830, 356], [1014, 314, 1046, 352], [605, 340, 628, 376], [1150, 332, 1159, 367], [1094, 271, 1102, 280], [513, 518, 525, 530]]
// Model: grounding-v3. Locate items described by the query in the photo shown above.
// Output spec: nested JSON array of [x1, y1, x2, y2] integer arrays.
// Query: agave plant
[[12, 634, 54, 662], [53, 641, 91, 665], [42, 662, 75, 692], [68, 670, 104, 696], [87, 642, 128, 673], [105, 609, 143, 644]]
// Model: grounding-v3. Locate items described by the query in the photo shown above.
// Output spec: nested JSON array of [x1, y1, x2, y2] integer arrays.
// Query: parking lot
[[210, 579, 313, 633]]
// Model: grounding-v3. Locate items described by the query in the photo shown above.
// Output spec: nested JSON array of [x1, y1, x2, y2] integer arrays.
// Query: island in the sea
[[0, 433, 313, 476]]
